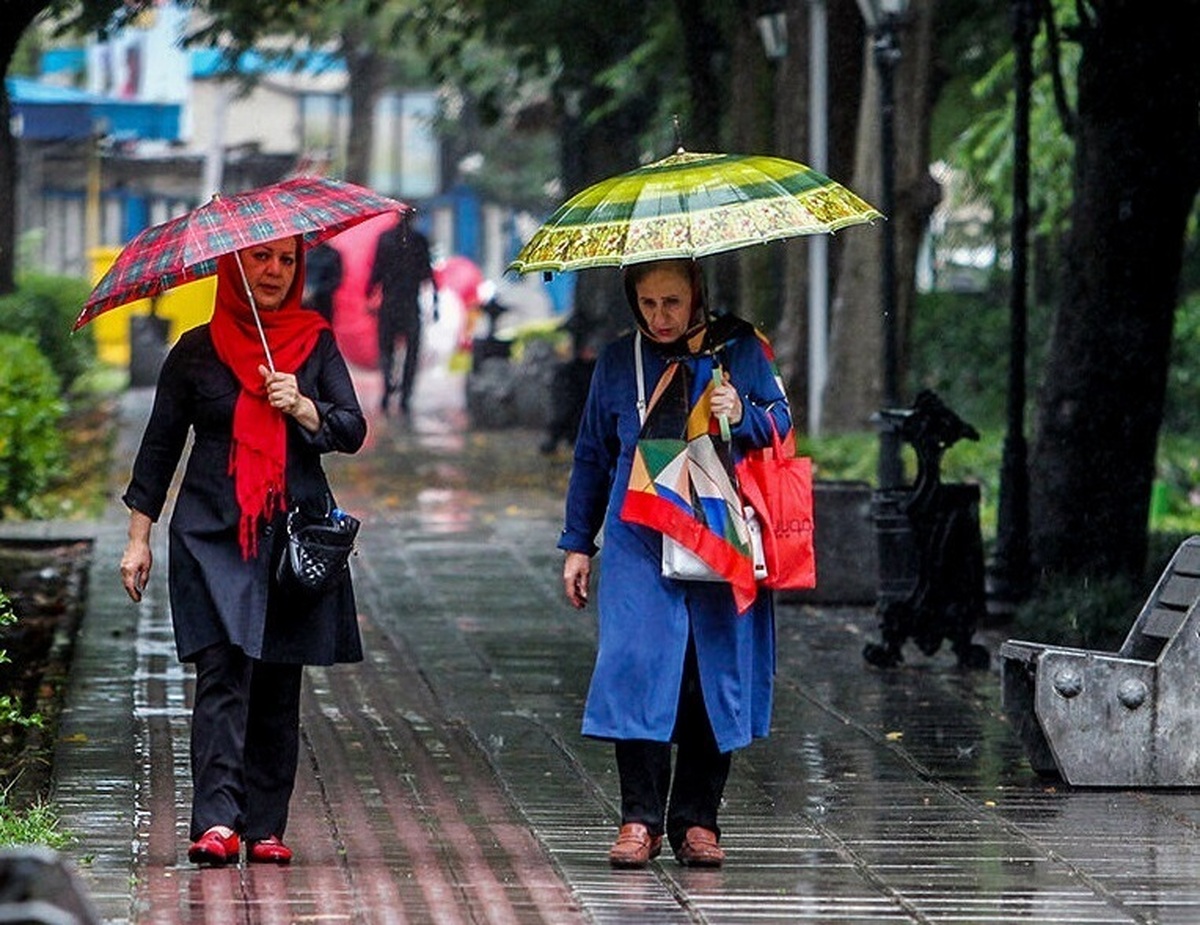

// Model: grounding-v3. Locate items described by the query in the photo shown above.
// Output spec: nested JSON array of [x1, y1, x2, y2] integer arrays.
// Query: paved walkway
[[22, 367, 1200, 923]]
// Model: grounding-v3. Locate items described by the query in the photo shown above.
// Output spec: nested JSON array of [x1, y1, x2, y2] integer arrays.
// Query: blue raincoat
[[559, 319, 791, 753]]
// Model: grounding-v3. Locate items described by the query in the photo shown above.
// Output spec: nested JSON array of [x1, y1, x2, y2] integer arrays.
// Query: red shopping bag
[[736, 425, 817, 590]]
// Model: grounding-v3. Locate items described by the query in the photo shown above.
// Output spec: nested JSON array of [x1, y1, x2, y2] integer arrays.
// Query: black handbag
[[275, 499, 360, 592]]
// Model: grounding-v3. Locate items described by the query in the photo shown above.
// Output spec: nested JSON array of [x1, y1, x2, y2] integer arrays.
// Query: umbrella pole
[[233, 251, 276, 373]]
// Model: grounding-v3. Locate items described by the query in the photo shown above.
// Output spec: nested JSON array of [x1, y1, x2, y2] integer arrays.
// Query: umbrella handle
[[712, 367, 731, 442], [233, 251, 276, 374]]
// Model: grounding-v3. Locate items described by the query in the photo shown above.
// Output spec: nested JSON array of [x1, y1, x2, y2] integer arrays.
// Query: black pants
[[614, 639, 732, 852], [189, 643, 303, 842], [379, 314, 422, 410]]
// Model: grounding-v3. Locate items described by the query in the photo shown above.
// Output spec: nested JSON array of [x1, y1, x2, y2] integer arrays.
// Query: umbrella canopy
[[75, 176, 409, 330], [434, 255, 486, 309], [507, 149, 881, 275]]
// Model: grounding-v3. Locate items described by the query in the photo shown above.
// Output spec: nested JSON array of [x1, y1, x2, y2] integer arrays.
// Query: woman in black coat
[[119, 236, 366, 866]]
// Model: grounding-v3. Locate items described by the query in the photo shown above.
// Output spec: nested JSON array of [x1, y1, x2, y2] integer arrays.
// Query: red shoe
[[248, 835, 293, 865], [188, 827, 240, 865]]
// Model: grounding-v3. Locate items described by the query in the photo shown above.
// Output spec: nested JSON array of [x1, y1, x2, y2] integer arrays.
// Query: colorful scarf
[[619, 317, 763, 614], [209, 242, 328, 559]]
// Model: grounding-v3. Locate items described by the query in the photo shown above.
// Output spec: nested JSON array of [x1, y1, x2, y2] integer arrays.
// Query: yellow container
[[88, 247, 216, 366]]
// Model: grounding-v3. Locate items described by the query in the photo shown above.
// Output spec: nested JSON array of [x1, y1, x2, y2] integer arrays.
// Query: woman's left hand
[[259, 365, 320, 431], [711, 373, 743, 426]]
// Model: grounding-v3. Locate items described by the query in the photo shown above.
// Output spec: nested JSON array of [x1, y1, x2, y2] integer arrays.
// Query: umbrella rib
[[232, 251, 275, 373]]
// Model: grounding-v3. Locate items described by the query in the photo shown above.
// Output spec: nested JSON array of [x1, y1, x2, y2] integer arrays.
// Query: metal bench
[[1000, 535, 1200, 786]]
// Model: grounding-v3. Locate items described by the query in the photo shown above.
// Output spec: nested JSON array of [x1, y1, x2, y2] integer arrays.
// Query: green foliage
[[1149, 434, 1200, 535], [0, 592, 41, 732], [930, 1, 1013, 155], [0, 337, 66, 517], [800, 427, 1002, 537], [1011, 572, 1142, 651], [1009, 533, 1198, 648], [0, 274, 95, 393], [1164, 290, 1200, 434], [943, 0, 1081, 236], [0, 563, 64, 855], [907, 289, 1053, 431], [0, 790, 69, 849], [797, 432, 879, 486]]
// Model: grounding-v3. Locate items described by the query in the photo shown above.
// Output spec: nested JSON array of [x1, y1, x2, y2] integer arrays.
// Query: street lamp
[[856, 0, 909, 489], [990, 0, 1037, 607]]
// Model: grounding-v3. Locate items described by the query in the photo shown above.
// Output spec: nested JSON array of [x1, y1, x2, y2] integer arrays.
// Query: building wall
[[190, 79, 304, 158]]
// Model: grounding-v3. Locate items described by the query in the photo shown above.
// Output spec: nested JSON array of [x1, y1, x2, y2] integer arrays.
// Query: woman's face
[[635, 264, 696, 343], [237, 239, 298, 311]]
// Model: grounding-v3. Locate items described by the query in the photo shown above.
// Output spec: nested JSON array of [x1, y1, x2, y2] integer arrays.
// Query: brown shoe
[[675, 826, 725, 867], [608, 823, 664, 868]]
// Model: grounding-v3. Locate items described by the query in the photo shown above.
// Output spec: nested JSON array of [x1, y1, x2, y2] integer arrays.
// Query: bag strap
[[634, 331, 647, 426]]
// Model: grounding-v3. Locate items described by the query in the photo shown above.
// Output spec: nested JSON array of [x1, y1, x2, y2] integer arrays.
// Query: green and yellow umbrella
[[508, 148, 882, 275]]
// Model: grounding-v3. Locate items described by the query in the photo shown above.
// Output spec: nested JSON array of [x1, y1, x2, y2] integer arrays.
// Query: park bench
[[1000, 534, 1200, 786]]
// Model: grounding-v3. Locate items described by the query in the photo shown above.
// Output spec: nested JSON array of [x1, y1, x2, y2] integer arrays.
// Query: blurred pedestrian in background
[[558, 257, 790, 870], [302, 241, 343, 323], [367, 211, 437, 416], [119, 236, 367, 867], [540, 310, 598, 455]]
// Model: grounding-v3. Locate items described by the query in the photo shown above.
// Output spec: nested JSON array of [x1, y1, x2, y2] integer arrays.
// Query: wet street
[[35, 364, 1200, 923]]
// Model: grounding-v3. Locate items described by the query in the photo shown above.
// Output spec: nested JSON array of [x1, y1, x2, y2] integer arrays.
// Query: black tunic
[[123, 324, 367, 665]]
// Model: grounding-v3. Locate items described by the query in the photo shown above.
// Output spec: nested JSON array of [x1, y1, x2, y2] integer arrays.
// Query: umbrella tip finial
[[672, 114, 685, 154]]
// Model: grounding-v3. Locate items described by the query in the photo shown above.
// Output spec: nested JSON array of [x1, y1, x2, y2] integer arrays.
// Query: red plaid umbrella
[[74, 176, 409, 330]]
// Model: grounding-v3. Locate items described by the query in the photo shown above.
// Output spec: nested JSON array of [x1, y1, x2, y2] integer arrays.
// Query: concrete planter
[[781, 480, 877, 606]]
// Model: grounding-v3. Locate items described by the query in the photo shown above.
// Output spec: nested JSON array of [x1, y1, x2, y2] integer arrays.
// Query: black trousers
[[189, 643, 303, 842], [614, 638, 732, 851], [379, 313, 422, 409]]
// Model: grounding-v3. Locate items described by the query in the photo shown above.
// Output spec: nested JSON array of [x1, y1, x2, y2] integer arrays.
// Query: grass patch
[[0, 787, 71, 848]]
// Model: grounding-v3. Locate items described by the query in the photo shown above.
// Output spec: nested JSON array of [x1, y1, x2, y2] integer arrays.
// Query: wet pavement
[[19, 363, 1200, 923]]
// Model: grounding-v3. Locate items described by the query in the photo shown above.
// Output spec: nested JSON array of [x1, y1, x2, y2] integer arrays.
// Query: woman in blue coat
[[560, 258, 790, 868], [119, 236, 366, 867]]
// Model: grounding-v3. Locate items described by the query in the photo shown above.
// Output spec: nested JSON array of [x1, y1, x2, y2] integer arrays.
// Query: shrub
[[1165, 290, 1200, 434], [0, 589, 41, 732], [0, 337, 66, 516], [908, 289, 1052, 431], [1010, 572, 1143, 651], [0, 273, 95, 393], [0, 589, 65, 850]]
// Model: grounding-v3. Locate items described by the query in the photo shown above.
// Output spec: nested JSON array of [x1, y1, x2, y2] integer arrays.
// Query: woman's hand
[[563, 551, 592, 609], [121, 510, 154, 602], [710, 372, 743, 426], [259, 365, 320, 431]]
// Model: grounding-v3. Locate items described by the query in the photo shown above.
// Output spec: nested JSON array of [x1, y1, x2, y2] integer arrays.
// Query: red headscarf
[[209, 239, 329, 559]]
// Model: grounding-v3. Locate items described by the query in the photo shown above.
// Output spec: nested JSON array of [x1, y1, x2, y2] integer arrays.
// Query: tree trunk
[[770, 0, 811, 429], [1029, 1, 1200, 579], [0, 2, 47, 296], [729, 3, 785, 364], [823, 1, 939, 434], [342, 36, 381, 187], [674, 0, 738, 316]]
